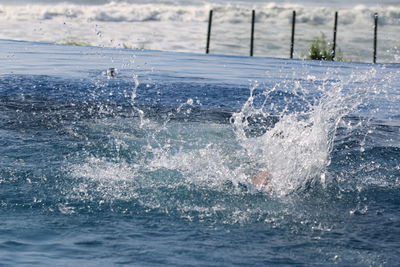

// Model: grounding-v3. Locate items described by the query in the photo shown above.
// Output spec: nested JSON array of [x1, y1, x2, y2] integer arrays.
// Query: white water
[[66, 65, 388, 197], [1, 1, 400, 62], [230, 72, 369, 195]]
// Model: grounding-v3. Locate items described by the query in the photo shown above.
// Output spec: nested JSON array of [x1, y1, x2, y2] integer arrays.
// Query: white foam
[[231, 68, 378, 196], [70, 156, 138, 181]]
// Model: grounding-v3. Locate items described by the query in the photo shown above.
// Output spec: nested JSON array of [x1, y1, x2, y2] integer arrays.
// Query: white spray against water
[[230, 69, 376, 195], [130, 72, 148, 128], [71, 64, 385, 201], [132, 73, 139, 102]]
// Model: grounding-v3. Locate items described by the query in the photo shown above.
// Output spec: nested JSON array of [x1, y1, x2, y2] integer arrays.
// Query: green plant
[[307, 33, 343, 61], [59, 39, 91, 46], [122, 43, 132, 49], [308, 33, 331, 60]]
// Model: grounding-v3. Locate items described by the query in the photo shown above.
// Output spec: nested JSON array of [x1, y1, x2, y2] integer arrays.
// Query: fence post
[[206, 10, 213, 54], [250, 10, 255, 56], [373, 12, 378, 63], [332, 11, 338, 60], [290, 10, 296, 59]]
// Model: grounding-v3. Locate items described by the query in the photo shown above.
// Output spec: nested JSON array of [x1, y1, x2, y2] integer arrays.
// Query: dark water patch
[[0, 74, 250, 108], [1, 183, 399, 265]]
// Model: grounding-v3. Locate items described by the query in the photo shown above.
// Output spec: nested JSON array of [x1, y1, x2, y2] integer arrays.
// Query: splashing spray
[[131, 73, 146, 127], [231, 70, 375, 196], [132, 73, 139, 102]]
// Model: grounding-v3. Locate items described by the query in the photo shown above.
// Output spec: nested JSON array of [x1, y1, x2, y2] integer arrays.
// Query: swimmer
[[251, 170, 272, 191]]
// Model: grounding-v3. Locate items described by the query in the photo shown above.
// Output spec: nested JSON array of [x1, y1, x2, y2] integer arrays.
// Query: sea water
[[0, 39, 399, 265], [1, 0, 400, 63]]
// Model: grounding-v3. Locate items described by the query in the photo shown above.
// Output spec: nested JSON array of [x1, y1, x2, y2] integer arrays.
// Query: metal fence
[[205, 10, 381, 63]]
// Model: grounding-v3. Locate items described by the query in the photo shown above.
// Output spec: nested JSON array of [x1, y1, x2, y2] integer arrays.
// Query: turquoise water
[[0, 39, 399, 265]]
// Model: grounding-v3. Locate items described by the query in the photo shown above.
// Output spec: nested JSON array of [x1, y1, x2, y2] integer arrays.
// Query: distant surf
[[1, 0, 400, 62]]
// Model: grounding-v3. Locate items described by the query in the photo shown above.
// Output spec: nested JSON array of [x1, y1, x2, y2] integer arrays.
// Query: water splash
[[131, 73, 139, 102], [49, 67, 400, 244], [130, 73, 147, 128], [75, 63, 398, 201], [230, 69, 376, 196]]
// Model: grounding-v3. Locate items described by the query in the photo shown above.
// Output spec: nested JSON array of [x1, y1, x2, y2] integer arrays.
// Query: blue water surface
[[0, 39, 400, 266]]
